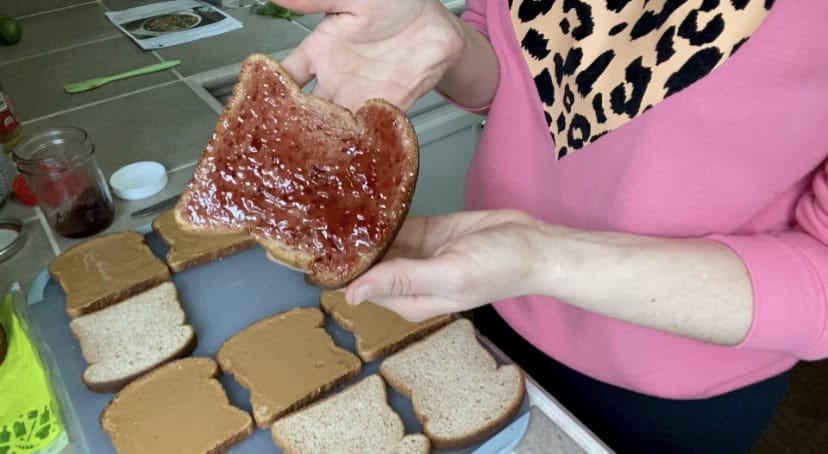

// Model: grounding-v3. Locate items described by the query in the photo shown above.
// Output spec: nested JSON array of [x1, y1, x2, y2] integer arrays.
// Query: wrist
[[525, 221, 568, 298], [436, 11, 498, 108]]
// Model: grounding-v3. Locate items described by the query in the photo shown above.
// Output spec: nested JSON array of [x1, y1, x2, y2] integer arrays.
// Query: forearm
[[435, 10, 499, 109], [528, 222, 754, 345]]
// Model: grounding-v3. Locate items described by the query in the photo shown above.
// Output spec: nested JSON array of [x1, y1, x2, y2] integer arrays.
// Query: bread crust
[[216, 307, 362, 428], [49, 231, 171, 318], [100, 357, 254, 454], [152, 210, 256, 272], [167, 241, 255, 273], [176, 54, 418, 289], [271, 374, 431, 454], [380, 320, 526, 450], [250, 365, 362, 429], [69, 281, 198, 393], [408, 369, 524, 450], [319, 290, 452, 362], [80, 333, 197, 394]]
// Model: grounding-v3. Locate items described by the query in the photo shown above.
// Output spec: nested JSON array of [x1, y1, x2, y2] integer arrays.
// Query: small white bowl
[[109, 161, 168, 200]]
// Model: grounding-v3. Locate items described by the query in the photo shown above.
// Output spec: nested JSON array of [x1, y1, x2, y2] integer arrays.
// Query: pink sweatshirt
[[460, 0, 828, 398]]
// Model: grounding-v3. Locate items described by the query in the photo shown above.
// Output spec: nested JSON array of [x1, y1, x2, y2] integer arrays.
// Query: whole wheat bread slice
[[69, 282, 196, 393], [101, 357, 253, 454], [49, 231, 171, 318], [217, 307, 362, 428], [271, 374, 430, 454], [152, 209, 256, 272], [320, 290, 452, 362], [175, 53, 418, 288], [380, 319, 525, 450]]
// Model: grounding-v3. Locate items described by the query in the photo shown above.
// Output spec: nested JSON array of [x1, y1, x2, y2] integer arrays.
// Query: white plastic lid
[[109, 161, 168, 200], [0, 219, 25, 263]]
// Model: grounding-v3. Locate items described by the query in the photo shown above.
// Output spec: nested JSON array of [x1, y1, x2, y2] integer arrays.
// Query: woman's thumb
[[346, 258, 446, 305]]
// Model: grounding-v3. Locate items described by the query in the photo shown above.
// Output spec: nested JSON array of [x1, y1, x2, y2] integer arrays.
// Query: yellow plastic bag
[[0, 288, 67, 454]]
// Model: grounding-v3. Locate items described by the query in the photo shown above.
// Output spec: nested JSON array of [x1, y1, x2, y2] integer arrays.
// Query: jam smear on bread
[[177, 55, 418, 287]]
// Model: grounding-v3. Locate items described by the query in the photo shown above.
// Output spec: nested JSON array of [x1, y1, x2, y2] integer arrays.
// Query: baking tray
[[25, 226, 530, 454]]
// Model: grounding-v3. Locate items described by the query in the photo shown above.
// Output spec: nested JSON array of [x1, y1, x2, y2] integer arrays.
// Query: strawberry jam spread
[[182, 59, 416, 276]]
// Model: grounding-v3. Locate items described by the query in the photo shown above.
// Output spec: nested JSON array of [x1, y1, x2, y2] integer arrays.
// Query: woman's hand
[[274, 0, 466, 111], [345, 209, 754, 345], [345, 210, 546, 321]]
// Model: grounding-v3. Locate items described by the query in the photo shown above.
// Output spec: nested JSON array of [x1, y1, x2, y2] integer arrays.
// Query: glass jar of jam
[[12, 127, 115, 238]]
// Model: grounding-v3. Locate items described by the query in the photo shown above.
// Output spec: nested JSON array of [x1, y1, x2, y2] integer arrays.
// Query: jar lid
[[0, 218, 25, 263], [109, 161, 168, 200]]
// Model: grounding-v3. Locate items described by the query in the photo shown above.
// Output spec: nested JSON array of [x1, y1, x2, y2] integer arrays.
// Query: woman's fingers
[[387, 211, 527, 260], [363, 294, 460, 322], [346, 256, 459, 304], [269, 0, 348, 14], [280, 47, 315, 89]]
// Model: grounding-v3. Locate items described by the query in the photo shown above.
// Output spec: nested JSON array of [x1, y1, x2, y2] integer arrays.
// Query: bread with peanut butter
[[320, 290, 452, 362], [70, 282, 196, 393], [217, 307, 362, 428], [152, 209, 256, 272], [100, 357, 253, 454], [49, 231, 171, 318], [380, 319, 526, 450], [175, 53, 419, 289], [271, 374, 430, 454]]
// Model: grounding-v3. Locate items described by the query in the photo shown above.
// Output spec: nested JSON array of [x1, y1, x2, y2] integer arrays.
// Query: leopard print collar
[[509, 0, 775, 159]]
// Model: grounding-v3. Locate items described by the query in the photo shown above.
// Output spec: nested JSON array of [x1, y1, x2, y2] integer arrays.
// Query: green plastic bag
[[0, 287, 67, 454]]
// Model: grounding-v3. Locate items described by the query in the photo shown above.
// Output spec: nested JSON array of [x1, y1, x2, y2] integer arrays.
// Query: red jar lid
[[12, 174, 37, 206]]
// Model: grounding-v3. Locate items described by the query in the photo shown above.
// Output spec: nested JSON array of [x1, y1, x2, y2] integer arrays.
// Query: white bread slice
[[49, 231, 171, 318], [217, 307, 362, 428], [101, 357, 253, 454], [175, 53, 418, 289], [380, 319, 525, 450], [70, 282, 196, 393], [320, 290, 452, 361], [271, 374, 430, 454]]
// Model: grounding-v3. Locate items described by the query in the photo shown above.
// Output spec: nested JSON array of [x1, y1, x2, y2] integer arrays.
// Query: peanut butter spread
[[217, 307, 361, 428], [320, 290, 453, 362], [153, 210, 255, 271], [101, 358, 253, 454], [48, 231, 170, 318]]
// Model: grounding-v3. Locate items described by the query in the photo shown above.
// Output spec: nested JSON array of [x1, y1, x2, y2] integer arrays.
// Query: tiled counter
[[0, 1, 323, 291]]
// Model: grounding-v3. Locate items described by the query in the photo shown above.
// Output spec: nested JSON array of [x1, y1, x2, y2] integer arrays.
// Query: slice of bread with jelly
[[271, 374, 430, 454], [175, 54, 418, 288], [152, 209, 256, 272], [320, 289, 452, 362], [101, 357, 253, 454], [49, 231, 171, 318], [69, 282, 196, 393], [380, 319, 526, 450], [217, 307, 362, 428]]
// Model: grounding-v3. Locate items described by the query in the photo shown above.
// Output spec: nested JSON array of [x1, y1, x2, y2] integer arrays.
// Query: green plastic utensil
[[63, 60, 181, 94]]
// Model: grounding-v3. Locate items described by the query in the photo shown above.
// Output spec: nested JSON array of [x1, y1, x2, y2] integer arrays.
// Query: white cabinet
[[409, 95, 482, 216]]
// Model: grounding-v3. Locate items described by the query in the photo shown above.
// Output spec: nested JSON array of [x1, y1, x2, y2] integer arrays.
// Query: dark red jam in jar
[[183, 60, 417, 276], [13, 127, 115, 238]]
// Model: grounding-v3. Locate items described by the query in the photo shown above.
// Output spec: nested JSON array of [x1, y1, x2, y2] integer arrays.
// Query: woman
[[276, 1, 828, 452]]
